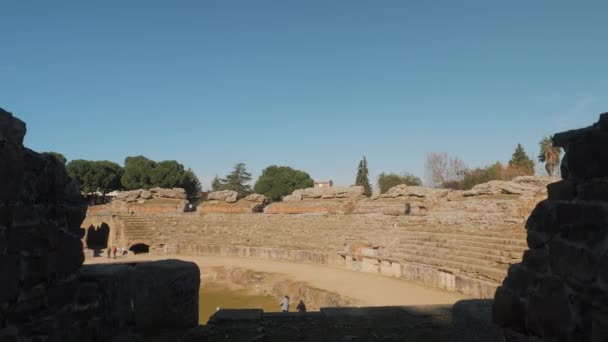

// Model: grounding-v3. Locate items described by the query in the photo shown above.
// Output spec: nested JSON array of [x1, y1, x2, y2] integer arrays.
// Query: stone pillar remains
[[493, 113, 608, 341]]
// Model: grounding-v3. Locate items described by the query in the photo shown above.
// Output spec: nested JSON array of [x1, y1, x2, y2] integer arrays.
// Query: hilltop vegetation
[[51, 135, 559, 201], [65, 155, 201, 201]]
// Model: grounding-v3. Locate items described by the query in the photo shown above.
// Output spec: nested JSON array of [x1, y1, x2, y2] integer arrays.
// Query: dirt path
[[86, 254, 467, 306]]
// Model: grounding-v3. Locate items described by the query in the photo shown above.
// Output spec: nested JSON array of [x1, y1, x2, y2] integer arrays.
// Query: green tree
[[66, 160, 123, 194], [66, 160, 95, 193], [509, 144, 535, 175], [211, 176, 224, 191], [121, 155, 201, 201], [460, 162, 502, 190], [42, 151, 67, 165], [121, 155, 156, 190], [254, 165, 314, 201], [217, 163, 252, 198], [95, 161, 123, 194], [538, 136, 561, 177], [182, 169, 202, 202], [152, 160, 186, 188], [377, 172, 422, 194], [355, 156, 372, 197]]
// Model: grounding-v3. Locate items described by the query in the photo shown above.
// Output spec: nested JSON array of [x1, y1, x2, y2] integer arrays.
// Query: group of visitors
[[106, 246, 127, 259], [280, 296, 307, 313]]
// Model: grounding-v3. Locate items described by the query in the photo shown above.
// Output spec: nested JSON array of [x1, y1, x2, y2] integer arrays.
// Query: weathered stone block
[[526, 277, 573, 339], [521, 248, 548, 275], [12, 284, 47, 322], [566, 141, 608, 180], [599, 252, 608, 286], [599, 112, 608, 130], [7, 222, 56, 255], [559, 222, 608, 247], [131, 260, 200, 333], [492, 286, 526, 332], [0, 326, 19, 342], [21, 256, 49, 288], [591, 290, 608, 342], [504, 264, 537, 296], [525, 200, 556, 235], [547, 180, 577, 201], [77, 281, 99, 305], [527, 231, 550, 249], [47, 274, 79, 309], [20, 149, 68, 203], [80, 264, 133, 333], [0, 205, 9, 229], [578, 179, 608, 202], [0, 143, 24, 202], [550, 239, 597, 285], [553, 201, 608, 226], [55, 232, 83, 276], [0, 254, 19, 302], [0, 108, 26, 144]]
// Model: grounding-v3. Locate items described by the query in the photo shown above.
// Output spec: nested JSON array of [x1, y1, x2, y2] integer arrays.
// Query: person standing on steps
[[296, 300, 307, 313], [280, 296, 289, 313], [112, 245, 117, 259]]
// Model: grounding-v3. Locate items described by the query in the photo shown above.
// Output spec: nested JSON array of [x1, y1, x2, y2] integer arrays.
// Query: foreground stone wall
[[0, 108, 89, 341], [493, 113, 608, 341], [0, 108, 200, 341], [80, 260, 200, 337]]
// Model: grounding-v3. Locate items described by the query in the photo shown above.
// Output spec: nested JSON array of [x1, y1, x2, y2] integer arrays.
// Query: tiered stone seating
[[112, 212, 527, 297], [389, 231, 526, 283]]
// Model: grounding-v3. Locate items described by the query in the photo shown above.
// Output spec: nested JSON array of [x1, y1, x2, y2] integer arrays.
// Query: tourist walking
[[107, 248, 111, 258], [296, 300, 307, 313], [112, 246, 117, 259], [280, 296, 289, 312]]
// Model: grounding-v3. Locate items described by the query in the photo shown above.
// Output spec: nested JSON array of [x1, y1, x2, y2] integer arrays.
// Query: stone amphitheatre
[[83, 175, 554, 303], [3, 107, 608, 342]]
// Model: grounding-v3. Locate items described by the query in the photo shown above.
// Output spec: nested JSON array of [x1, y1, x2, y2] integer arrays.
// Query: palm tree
[[538, 136, 561, 177]]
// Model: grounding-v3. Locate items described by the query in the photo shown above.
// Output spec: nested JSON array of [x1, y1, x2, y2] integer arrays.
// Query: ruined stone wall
[[0, 108, 90, 341], [0, 108, 200, 341], [493, 113, 608, 341], [199, 193, 267, 214], [265, 186, 363, 214]]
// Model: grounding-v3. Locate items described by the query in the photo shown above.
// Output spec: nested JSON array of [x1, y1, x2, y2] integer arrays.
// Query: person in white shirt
[[280, 296, 289, 312]]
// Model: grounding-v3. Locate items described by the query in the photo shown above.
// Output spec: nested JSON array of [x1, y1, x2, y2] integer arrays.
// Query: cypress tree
[[509, 144, 535, 175], [356, 156, 372, 197]]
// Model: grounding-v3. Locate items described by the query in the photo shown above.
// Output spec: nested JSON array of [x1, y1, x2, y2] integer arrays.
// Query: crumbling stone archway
[[129, 243, 150, 254]]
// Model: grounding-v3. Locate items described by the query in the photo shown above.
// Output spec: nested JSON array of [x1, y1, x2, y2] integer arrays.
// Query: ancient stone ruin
[[199, 191, 267, 213], [112, 187, 189, 214], [265, 186, 366, 214], [0, 108, 200, 341], [493, 113, 608, 341]]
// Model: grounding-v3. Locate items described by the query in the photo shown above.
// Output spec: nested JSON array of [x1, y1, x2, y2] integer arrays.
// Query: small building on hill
[[314, 180, 333, 188]]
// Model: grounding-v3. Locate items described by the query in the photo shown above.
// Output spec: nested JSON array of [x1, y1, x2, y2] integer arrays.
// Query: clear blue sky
[[1, 1, 606, 189]]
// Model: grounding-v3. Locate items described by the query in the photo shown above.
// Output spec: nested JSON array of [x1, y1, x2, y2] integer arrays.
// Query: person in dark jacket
[[296, 300, 306, 313]]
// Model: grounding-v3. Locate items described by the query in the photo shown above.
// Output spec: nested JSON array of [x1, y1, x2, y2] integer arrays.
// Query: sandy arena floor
[[86, 254, 467, 306]]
